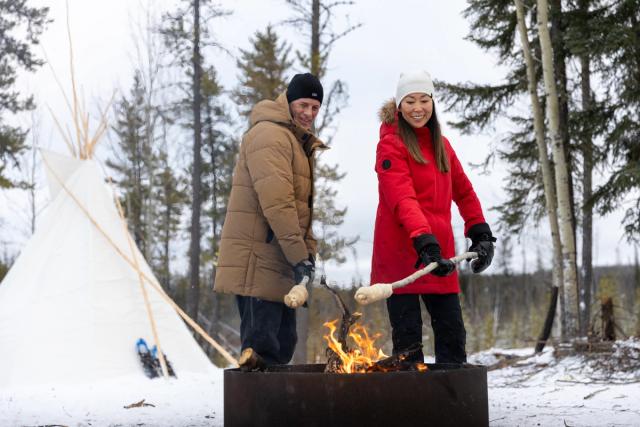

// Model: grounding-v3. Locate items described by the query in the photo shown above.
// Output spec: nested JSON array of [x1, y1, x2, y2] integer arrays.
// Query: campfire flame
[[323, 319, 388, 373]]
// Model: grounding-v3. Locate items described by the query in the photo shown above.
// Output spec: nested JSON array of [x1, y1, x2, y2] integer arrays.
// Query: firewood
[[366, 343, 423, 372], [238, 347, 267, 372], [321, 276, 362, 373]]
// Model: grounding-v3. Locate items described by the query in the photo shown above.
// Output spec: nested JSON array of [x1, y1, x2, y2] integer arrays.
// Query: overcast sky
[[3, 0, 637, 284]]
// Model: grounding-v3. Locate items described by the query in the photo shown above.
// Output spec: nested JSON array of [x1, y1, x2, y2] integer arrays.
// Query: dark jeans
[[236, 295, 297, 365], [386, 293, 467, 364]]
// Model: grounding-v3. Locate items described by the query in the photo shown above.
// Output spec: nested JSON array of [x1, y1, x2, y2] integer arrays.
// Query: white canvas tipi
[[0, 150, 214, 387]]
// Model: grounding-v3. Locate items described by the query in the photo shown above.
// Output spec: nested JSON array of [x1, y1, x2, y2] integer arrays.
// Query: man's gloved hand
[[412, 234, 455, 277], [293, 255, 315, 285], [467, 223, 497, 274]]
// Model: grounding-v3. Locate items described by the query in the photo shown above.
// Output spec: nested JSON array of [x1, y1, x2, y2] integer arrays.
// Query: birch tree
[[537, 0, 579, 338], [513, 0, 563, 350]]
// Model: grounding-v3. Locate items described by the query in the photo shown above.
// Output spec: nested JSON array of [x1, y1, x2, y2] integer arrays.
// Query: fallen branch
[[124, 399, 156, 409], [583, 387, 609, 400]]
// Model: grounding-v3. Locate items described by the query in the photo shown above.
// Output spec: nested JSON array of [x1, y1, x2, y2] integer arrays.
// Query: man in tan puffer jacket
[[214, 73, 326, 368]]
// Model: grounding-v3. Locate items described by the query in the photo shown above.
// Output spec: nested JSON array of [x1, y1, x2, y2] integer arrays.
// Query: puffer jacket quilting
[[214, 93, 326, 302]]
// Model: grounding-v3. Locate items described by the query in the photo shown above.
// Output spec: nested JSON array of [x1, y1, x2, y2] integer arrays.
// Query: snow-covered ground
[[0, 372, 225, 426], [471, 341, 640, 426], [2, 340, 639, 426]]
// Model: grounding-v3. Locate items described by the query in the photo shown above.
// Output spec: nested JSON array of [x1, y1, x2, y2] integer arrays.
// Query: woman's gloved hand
[[412, 234, 455, 277], [467, 223, 497, 274]]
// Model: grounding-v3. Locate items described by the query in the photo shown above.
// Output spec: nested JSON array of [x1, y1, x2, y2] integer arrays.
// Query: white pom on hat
[[395, 70, 435, 108]]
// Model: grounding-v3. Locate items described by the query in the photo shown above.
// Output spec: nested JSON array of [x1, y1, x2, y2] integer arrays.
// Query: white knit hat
[[395, 70, 435, 108]]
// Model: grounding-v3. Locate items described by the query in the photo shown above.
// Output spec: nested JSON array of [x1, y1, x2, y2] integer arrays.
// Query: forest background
[[1, 0, 639, 364]]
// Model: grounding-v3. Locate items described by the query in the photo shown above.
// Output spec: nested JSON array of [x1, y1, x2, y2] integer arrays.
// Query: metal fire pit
[[224, 363, 488, 427]]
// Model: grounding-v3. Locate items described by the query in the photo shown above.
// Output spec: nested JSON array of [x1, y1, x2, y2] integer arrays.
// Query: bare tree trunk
[[537, 0, 579, 340], [550, 0, 577, 237], [187, 0, 203, 320], [204, 98, 220, 357], [579, 52, 593, 337], [292, 0, 321, 365], [514, 0, 563, 351], [635, 247, 640, 337], [310, 0, 320, 76], [28, 112, 39, 235]]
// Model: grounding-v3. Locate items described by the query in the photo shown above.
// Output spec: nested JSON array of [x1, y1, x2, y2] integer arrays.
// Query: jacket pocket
[[245, 251, 257, 286]]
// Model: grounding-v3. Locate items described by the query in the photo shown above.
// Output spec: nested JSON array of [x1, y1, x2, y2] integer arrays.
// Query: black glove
[[412, 234, 455, 277], [293, 255, 315, 285], [467, 223, 497, 274]]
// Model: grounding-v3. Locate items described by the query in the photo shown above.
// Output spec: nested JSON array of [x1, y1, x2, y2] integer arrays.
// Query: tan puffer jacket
[[214, 93, 326, 302]]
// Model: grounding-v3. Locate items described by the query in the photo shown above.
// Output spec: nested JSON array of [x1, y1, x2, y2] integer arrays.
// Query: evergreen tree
[[591, 0, 640, 242], [160, 0, 230, 320], [285, 0, 360, 271], [435, 0, 629, 340], [233, 26, 293, 118], [0, 1, 49, 188], [199, 66, 237, 357], [108, 72, 157, 256], [0, 255, 9, 282], [285, 0, 360, 363], [201, 67, 235, 268], [153, 146, 186, 296]]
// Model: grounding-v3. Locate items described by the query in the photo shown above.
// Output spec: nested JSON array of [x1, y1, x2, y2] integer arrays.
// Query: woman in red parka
[[371, 70, 496, 364]]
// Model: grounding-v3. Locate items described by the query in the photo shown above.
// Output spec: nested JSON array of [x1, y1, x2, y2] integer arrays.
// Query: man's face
[[289, 98, 321, 130]]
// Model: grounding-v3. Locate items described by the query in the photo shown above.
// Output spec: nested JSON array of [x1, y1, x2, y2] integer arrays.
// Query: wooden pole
[[110, 177, 170, 378]]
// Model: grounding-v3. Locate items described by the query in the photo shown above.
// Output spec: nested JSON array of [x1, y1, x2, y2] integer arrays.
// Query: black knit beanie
[[286, 73, 323, 104]]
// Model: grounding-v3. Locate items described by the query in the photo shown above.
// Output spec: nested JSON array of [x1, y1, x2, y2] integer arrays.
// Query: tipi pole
[[111, 180, 170, 378], [42, 155, 239, 367]]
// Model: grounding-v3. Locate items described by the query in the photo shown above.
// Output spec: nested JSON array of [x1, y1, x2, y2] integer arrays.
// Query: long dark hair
[[397, 101, 449, 173]]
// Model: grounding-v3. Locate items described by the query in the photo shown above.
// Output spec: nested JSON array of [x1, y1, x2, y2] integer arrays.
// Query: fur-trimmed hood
[[378, 98, 400, 139], [378, 98, 398, 125]]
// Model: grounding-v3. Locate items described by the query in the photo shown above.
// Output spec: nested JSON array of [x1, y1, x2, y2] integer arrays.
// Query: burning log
[[321, 277, 429, 374], [366, 343, 427, 372], [319, 276, 362, 373]]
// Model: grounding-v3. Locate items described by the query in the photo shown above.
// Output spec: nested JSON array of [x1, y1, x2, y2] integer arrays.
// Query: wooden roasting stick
[[354, 251, 479, 306]]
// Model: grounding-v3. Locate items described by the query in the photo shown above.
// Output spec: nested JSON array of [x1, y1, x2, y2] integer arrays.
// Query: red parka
[[370, 100, 486, 294]]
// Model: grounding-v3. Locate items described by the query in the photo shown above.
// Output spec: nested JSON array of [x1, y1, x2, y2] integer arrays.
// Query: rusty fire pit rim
[[226, 362, 487, 375]]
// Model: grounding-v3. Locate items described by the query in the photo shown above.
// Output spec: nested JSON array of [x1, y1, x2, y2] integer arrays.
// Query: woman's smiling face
[[399, 93, 433, 128]]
